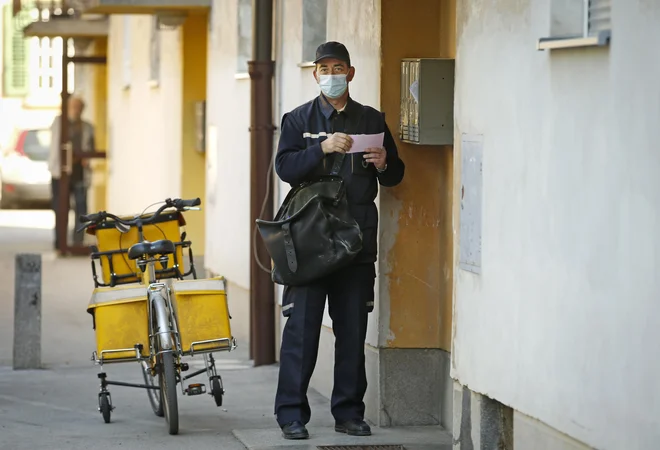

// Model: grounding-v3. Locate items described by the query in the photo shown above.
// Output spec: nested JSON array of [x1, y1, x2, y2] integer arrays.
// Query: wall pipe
[[248, 0, 276, 366]]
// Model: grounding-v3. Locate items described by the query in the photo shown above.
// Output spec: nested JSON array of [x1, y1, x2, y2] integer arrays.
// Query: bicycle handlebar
[[173, 197, 201, 209], [79, 211, 104, 224], [76, 197, 201, 233]]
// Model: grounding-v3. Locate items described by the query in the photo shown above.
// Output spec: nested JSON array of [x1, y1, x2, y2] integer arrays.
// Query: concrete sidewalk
[[0, 360, 450, 450], [0, 210, 452, 450]]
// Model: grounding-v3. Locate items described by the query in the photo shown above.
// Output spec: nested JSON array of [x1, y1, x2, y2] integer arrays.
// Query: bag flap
[[271, 176, 344, 222]]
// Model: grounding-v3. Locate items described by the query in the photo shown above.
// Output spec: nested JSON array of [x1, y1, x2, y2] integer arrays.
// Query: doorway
[[55, 40, 107, 256]]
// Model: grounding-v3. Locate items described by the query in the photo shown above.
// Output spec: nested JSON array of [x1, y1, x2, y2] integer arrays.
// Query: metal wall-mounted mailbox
[[400, 58, 455, 146]]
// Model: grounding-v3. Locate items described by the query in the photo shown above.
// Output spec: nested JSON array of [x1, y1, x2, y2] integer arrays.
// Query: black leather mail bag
[[256, 154, 362, 286]]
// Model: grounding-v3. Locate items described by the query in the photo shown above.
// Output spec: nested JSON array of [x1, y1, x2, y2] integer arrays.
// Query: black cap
[[313, 41, 351, 66]]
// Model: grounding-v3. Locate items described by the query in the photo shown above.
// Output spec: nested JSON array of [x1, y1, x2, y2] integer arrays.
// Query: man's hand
[[363, 147, 387, 170], [321, 133, 353, 155]]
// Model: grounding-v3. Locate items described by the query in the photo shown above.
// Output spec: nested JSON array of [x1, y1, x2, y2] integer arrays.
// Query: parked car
[[0, 128, 53, 209]]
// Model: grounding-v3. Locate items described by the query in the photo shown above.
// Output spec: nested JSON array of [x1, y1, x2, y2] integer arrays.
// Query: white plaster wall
[[204, 1, 253, 348], [107, 15, 182, 215], [514, 411, 592, 450], [451, 1, 660, 449], [73, 42, 95, 121], [205, 0, 251, 291]]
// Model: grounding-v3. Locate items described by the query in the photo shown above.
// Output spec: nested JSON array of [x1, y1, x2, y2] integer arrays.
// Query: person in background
[[48, 95, 96, 249], [273, 41, 405, 440]]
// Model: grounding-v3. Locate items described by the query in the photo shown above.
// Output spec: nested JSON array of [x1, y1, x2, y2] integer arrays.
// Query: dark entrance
[[55, 42, 106, 256]]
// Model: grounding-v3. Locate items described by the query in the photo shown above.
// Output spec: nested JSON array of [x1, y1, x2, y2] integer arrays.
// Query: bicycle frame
[[131, 218, 184, 369]]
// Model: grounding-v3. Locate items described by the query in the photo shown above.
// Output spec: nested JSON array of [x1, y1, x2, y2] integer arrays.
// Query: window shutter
[[3, 4, 30, 97], [587, 0, 611, 36]]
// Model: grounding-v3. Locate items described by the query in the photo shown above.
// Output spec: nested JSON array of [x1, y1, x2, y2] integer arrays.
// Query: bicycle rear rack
[[188, 337, 237, 356], [92, 346, 144, 365]]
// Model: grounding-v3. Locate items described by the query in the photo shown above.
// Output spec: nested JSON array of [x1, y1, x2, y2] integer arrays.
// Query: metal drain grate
[[317, 446, 406, 450]]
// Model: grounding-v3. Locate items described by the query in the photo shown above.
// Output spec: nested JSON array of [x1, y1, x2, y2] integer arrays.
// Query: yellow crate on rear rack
[[86, 284, 150, 363], [171, 277, 233, 355], [86, 211, 186, 286]]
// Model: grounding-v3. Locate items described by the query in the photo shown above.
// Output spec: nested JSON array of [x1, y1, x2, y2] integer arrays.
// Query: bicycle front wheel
[[159, 351, 179, 435], [151, 291, 179, 435]]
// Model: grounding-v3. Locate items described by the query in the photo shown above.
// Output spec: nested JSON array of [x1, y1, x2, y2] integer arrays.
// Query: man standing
[[273, 42, 405, 440], [48, 95, 95, 249]]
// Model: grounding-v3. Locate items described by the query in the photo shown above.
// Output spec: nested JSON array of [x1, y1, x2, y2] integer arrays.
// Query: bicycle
[[79, 197, 237, 435]]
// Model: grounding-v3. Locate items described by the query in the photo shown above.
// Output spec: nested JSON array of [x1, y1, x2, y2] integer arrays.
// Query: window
[[149, 15, 161, 84], [3, 4, 72, 103], [27, 36, 73, 106], [237, 0, 252, 74], [538, 0, 611, 50], [585, 0, 611, 37], [34, 38, 57, 90], [29, 36, 73, 97], [302, 0, 327, 64], [3, 4, 30, 97], [122, 15, 131, 88]]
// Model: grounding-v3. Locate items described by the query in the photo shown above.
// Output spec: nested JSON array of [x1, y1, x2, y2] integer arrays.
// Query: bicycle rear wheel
[[141, 360, 163, 417]]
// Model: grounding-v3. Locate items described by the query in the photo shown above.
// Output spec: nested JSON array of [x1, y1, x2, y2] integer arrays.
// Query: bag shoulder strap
[[329, 152, 346, 176]]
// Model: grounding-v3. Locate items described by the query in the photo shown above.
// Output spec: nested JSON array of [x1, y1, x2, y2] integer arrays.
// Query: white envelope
[[346, 133, 385, 154]]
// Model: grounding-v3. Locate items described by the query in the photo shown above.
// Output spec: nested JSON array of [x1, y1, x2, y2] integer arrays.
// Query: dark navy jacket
[[275, 95, 405, 264]]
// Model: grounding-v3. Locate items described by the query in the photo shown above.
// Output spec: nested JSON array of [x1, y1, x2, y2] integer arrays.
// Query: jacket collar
[[318, 94, 359, 120]]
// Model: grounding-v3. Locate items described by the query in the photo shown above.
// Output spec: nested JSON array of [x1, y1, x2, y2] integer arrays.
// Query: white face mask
[[318, 74, 348, 99]]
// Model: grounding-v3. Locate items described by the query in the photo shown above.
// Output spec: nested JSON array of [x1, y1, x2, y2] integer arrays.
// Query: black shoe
[[335, 419, 372, 436], [281, 421, 309, 440]]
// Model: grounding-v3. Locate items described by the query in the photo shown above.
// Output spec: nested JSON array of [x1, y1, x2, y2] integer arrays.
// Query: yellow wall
[[380, 0, 455, 351], [92, 36, 108, 211], [181, 14, 207, 252]]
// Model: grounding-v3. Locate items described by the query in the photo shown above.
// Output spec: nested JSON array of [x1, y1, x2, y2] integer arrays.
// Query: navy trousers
[[51, 179, 88, 248], [274, 263, 375, 426]]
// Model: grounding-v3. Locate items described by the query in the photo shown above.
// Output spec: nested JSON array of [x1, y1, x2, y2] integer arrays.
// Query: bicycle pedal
[[180, 363, 189, 372], [185, 383, 206, 396]]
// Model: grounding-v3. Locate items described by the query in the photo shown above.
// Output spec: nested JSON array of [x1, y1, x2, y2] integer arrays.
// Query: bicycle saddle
[[128, 239, 176, 260]]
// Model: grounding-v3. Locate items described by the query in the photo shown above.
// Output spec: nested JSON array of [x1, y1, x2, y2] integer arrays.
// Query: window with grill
[[3, 4, 31, 97], [27, 36, 73, 104], [30, 36, 65, 93], [2, 3, 70, 101], [301, 0, 327, 65], [538, 0, 611, 51]]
